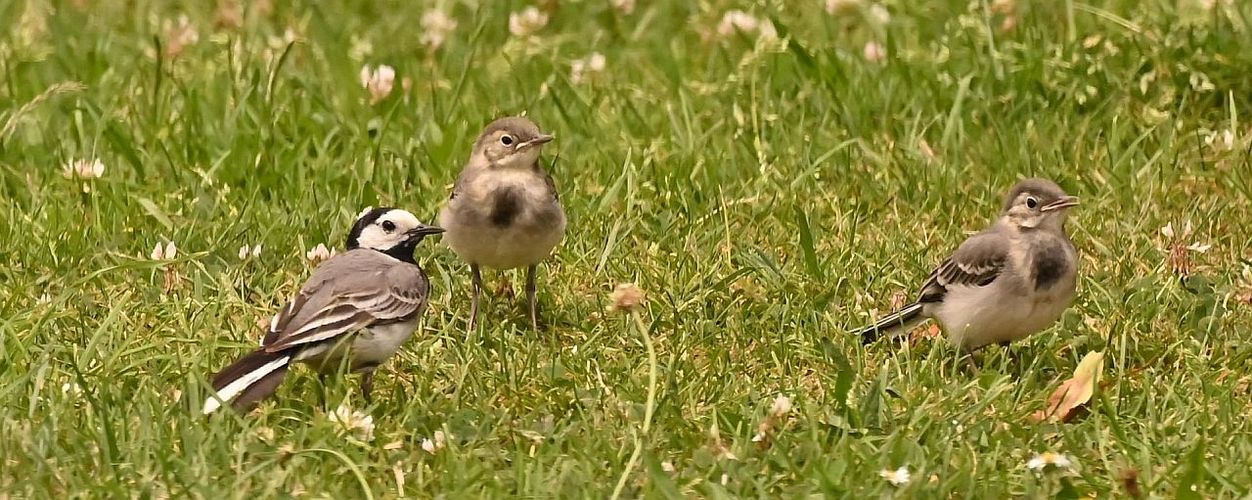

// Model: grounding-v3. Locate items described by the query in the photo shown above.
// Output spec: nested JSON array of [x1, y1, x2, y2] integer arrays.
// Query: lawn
[[2, 0, 1251, 497]]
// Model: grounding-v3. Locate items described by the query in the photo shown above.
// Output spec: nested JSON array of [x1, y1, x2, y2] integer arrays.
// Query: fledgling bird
[[438, 116, 565, 331], [202, 208, 444, 415], [860, 178, 1080, 353]]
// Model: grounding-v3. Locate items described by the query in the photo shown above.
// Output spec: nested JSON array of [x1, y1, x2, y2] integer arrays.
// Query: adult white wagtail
[[860, 178, 1080, 352], [202, 207, 444, 415], [438, 116, 565, 331]]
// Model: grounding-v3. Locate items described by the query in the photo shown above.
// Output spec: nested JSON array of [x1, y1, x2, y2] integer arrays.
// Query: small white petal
[[1160, 223, 1175, 238], [863, 41, 887, 63], [770, 394, 792, 416], [869, 3, 891, 24], [879, 466, 911, 485], [1026, 452, 1072, 470], [509, 7, 549, 38], [611, 0, 635, 15], [588, 53, 606, 71], [377, 65, 395, 83], [1186, 242, 1212, 253]]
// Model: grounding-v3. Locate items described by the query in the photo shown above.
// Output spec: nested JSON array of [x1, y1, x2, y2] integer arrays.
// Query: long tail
[[859, 302, 926, 345], [203, 349, 292, 415]]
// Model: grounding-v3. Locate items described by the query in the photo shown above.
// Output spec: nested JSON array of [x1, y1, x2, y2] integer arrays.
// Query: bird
[[859, 178, 1080, 353], [438, 116, 566, 331], [202, 207, 444, 415]]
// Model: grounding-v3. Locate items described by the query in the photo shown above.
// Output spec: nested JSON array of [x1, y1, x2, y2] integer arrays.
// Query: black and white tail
[[203, 349, 292, 415], [859, 302, 926, 345]]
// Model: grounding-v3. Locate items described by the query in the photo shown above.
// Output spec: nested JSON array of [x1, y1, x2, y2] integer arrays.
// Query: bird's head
[[347, 207, 444, 261], [1001, 178, 1080, 231], [471, 116, 554, 170]]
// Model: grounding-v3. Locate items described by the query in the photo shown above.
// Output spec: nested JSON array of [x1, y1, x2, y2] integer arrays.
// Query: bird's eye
[[381, 220, 396, 232], [1026, 197, 1038, 209], [500, 135, 514, 146]]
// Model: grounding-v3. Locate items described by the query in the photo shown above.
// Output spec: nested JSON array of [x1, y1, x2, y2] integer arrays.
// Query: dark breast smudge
[[489, 188, 523, 227], [1032, 241, 1068, 290]]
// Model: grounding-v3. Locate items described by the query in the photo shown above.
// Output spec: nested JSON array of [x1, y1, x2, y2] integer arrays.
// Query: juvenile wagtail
[[860, 178, 1080, 352], [438, 116, 566, 331], [202, 208, 443, 414]]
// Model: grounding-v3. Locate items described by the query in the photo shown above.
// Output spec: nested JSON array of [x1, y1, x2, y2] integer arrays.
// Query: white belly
[[932, 284, 1074, 352], [296, 318, 419, 372], [439, 209, 565, 269]]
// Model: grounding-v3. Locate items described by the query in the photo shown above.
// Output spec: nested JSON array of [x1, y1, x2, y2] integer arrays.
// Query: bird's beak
[[407, 224, 446, 238], [1041, 196, 1080, 212], [518, 134, 554, 149]]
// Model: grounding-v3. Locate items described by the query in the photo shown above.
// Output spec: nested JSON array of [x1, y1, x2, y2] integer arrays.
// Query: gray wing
[[917, 228, 1009, 304], [260, 250, 429, 352], [541, 170, 559, 202], [447, 166, 482, 202]]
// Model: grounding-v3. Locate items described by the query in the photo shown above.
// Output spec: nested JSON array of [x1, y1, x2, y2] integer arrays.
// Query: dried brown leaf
[[1031, 351, 1104, 423]]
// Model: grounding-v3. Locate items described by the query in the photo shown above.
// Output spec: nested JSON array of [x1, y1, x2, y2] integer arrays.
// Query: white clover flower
[[421, 429, 447, 453], [825, 0, 862, 16], [611, 0, 635, 15], [606, 283, 645, 313], [868, 3, 891, 25], [1160, 222, 1176, 238], [164, 15, 200, 58], [879, 466, 911, 485], [238, 244, 262, 260], [63, 158, 104, 179], [716, 11, 778, 42], [306, 243, 336, 263], [1186, 242, 1212, 253], [770, 394, 792, 417], [863, 41, 887, 63], [360, 65, 396, 105], [570, 52, 606, 84], [420, 10, 457, 50], [1026, 452, 1073, 471], [509, 7, 549, 38], [1161, 221, 1210, 253], [1204, 129, 1236, 152], [151, 241, 178, 261], [61, 382, 81, 396], [328, 404, 375, 442]]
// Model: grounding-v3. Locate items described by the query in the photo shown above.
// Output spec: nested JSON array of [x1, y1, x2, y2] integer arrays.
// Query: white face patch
[[355, 209, 425, 251], [496, 145, 542, 169]]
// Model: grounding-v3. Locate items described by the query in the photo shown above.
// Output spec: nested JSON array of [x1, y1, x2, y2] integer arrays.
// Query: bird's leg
[[526, 264, 539, 331], [469, 264, 483, 331], [361, 371, 375, 405], [961, 351, 981, 374]]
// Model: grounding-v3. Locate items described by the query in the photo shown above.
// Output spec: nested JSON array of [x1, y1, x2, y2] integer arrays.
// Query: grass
[[2, 0, 1251, 497]]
